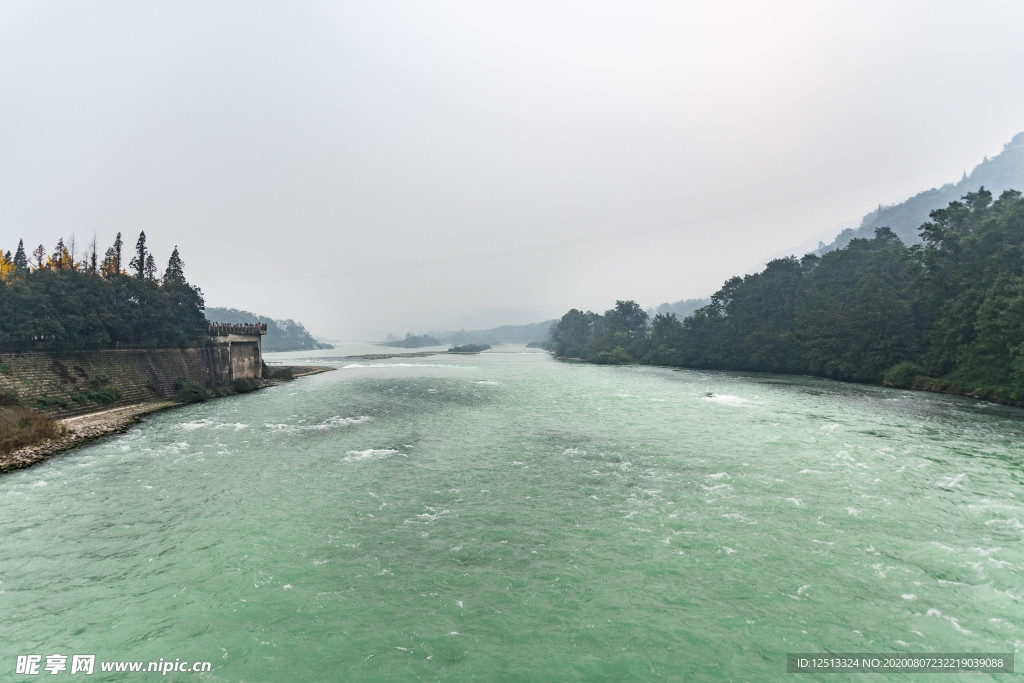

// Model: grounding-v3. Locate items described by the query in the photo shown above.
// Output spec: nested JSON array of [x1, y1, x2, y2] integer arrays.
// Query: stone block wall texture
[[0, 347, 231, 418], [229, 341, 260, 381]]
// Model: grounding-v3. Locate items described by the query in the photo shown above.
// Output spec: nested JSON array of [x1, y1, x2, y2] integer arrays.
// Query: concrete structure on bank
[[208, 322, 267, 380]]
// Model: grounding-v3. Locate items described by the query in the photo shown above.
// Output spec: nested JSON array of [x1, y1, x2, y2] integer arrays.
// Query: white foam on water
[[810, 539, 834, 545], [180, 419, 213, 430], [343, 448, 399, 461], [968, 499, 1021, 512], [704, 394, 748, 405], [314, 415, 371, 430], [798, 469, 823, 474], [985, 518, 1024, 530], [701, 484, 732, 492], [473, 380, 499, 385], [787, 498, 803, 506], [797, 584, 811, 595], [707, 472, 729, 479], [269, 415, 371, 433], [925, 608, 973, 635], [30, 480, 47, 488], [846, 507, 860, 516], [563, 448, 586, 456], [343, 363, 466, 369], [937, 473, 965, 489]]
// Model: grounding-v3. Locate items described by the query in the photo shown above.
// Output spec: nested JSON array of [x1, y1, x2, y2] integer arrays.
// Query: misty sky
[[3, 1, 1024, 340]]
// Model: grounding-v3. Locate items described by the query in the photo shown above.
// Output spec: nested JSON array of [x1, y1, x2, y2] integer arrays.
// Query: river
[[2, 345, 1021, 679]]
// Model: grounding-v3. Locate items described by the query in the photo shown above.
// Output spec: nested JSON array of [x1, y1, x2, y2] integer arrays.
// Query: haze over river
[[2, 345, 1022, 679]]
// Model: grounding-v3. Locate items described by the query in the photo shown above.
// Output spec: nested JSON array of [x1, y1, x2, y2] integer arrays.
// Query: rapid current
[[2, 345, 1022, 679]]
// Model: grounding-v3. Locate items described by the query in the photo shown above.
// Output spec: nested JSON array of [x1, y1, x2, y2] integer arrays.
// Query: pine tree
[[31, 244, 46, 269], [129, 231, 147, 278], [51, 238, 67, 270], [113, 232, 123, 273], [144, 253, 158, 281], [87, 234, 98, 275], [163, 246, 186, 285], [13, 240, 28, 272]]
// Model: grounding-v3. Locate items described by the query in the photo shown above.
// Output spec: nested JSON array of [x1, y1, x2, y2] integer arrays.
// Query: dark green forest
[[547, 188, 1024, 404], [0, 232, 207, 352]]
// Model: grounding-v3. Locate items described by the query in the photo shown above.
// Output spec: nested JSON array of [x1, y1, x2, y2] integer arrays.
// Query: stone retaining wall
[[0, 348, 231, 418]]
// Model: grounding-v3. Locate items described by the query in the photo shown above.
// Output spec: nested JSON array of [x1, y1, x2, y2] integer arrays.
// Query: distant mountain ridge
[[205, 307, 333, 352], [646, 298, 710, 320], [387, 319, 556, 346], [822, 131, 1024, 252]]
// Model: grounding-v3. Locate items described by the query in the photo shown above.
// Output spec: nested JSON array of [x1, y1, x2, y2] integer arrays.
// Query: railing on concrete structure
[[209, 322, 268, 336]]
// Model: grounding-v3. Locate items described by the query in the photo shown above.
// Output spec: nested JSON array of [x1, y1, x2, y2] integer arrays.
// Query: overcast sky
[[2, 1, 1023, 339]]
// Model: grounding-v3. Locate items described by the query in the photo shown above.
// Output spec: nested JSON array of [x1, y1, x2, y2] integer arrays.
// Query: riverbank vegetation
[[381, 333, 442, 348], [0, 406, 66, 454], [0, 232, 206, 351], [546, 188, 1024, 405], [449, 343, 491, 353]]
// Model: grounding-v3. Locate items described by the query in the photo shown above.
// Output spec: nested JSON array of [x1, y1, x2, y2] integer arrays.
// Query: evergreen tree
[[129, 231, 147, 278], [13, 240, 28, 272], [113, 232, 123, 273], [87, 234, 98, 275], [51, 238, 67, 270], [144, 253, 158, 281], [163, 246, 186, 285]]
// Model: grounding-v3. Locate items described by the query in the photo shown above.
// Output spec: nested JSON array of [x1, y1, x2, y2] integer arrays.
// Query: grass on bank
[[0, 406, 67, 454]]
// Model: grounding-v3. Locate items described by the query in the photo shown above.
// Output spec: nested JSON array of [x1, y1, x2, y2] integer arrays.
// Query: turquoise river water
[[2, 345, 1022, 680]]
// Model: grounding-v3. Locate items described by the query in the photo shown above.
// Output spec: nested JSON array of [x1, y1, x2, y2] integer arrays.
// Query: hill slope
[[823, 131, 1024, 252]]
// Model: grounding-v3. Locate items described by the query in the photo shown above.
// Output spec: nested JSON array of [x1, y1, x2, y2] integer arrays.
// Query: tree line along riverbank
[[545, 189, 1024, 407]]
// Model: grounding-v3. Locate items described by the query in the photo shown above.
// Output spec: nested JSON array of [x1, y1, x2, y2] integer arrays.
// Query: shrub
[[70, 379, 121, 405], [266, 366, 293, 380], [0, 407, 66, 454], [35, 396, 70, 410], [883, 361, 925, 388], [173, 378, 209, 403], [231, 377, 259, 393]]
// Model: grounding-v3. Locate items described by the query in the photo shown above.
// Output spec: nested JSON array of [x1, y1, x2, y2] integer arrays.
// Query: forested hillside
[[824, 132, 1024, 251], [0, 233, 207, 352], [205, 307, 333, 352], [547, 188, 1024, 404]]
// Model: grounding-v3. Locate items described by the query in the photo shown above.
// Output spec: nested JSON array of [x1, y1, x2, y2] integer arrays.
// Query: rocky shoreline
[[0, 365, 333, 474], [0, 402, 174, 473]]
